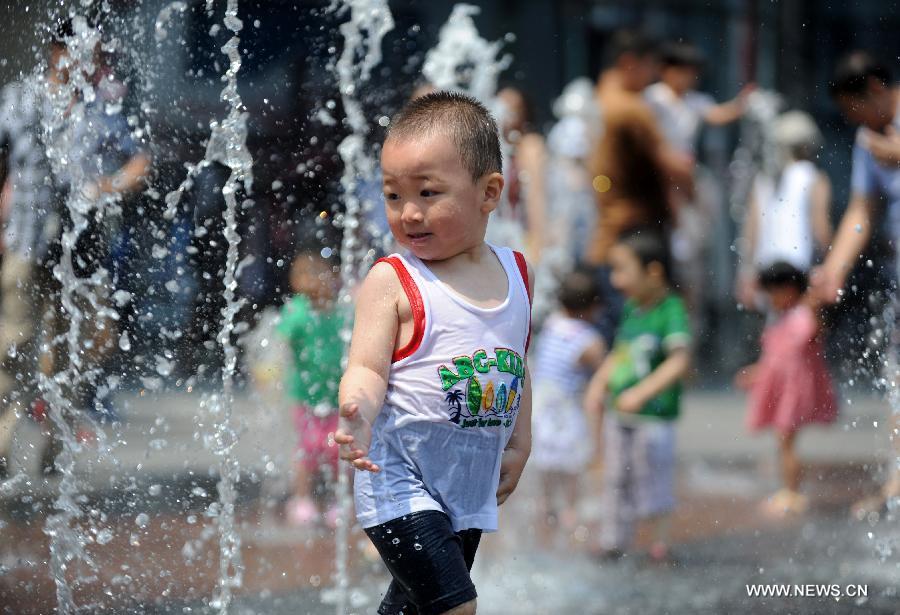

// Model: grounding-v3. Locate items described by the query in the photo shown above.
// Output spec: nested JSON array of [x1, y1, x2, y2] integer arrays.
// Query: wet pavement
[[1, 390, 897, 614]]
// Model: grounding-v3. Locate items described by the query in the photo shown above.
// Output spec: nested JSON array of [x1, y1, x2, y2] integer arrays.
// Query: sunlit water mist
[[328, 1, 393, 613], [36, 13, 120, 613], [196, 0, 254, 611]]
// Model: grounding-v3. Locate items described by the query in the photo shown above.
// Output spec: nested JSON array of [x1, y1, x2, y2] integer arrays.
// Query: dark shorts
[[365, 510, 482, 615]]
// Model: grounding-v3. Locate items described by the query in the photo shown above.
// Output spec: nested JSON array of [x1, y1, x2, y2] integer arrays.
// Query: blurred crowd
[[1, 13, 899, 565]]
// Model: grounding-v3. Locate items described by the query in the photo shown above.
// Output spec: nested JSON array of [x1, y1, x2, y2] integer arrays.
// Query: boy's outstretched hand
[[497, 447, 528, 505], [335, 402, 381, 473]]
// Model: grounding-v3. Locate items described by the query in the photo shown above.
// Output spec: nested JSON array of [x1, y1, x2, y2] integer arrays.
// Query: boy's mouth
[[407, 232, 432, 242]]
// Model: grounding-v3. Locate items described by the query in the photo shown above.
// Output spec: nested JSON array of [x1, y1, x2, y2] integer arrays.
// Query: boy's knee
[[442, 598, 476, 615]]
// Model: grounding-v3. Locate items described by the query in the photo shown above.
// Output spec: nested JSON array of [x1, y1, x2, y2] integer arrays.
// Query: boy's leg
[[599, 416, 635, 551], [365, 511, 480, 615], [634, 421, 677, 551], [777, 430, 801, 493], [377, 530, 480, 615], [0, 256, 41, 473]]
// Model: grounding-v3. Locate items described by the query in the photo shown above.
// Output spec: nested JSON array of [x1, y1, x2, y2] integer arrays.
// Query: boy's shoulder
[[660, 292, 687, 311], [356, 255, 407, 314], [622, 293, 687, 321], [281, 294, 310, 315], [367, 254, 409, 289]]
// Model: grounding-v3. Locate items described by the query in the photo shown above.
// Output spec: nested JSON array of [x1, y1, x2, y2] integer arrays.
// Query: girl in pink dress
[[736, 262, 837, 515]]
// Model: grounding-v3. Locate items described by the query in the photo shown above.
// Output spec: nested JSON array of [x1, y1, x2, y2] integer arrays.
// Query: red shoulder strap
[[376, 256, 426, 362], [512, 251, 532, 352]]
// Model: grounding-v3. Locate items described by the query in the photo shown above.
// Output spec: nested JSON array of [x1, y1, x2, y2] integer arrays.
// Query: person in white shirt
[[736, 111, 833, 308], [645, 40, 754, 159]]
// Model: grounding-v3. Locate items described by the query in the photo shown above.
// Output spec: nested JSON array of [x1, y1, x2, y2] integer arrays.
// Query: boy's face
[[764, 284, 800, 312], [619, 52, 660, 92], [662, 65, 699, 94], [290, 255, 335, 304], [609, 243, 664, 302], [381, 132, 503, 261], [836, 80, 895, 131], [48, 45, 71, 85]]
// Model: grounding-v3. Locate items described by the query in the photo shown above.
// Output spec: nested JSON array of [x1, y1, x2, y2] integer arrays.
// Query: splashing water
[[37, 14, 117, 614], [197, 0, 253, 611], [727, 89, 782, 223], [330, 2, 394, 612], [154, 1, 187, 42], [422, 4, 511, 104]]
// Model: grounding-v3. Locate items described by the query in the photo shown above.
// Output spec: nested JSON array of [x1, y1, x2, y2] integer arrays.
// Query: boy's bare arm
[[617, 347, 690, 413], [704, 83, 754, 126], [577, 338, 607, 371], [335, 263, 400, 473], [497, 366, 532, 505], [497, 264, 536, 504], [814, 193, 874, 302], [584, 355, 614, 416], [810, 173, 833, 251]]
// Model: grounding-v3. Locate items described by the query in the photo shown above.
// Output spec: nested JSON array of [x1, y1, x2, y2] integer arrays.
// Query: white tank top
[[354, 244, 532, 532], [754, 160, 818, 271]]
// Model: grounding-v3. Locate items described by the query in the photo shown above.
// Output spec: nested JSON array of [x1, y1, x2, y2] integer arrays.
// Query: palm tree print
[[445, 389, 465, 424]]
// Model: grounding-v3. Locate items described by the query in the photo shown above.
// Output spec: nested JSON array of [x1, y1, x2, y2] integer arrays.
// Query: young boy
[[334, 91, 533, 615], [277, 249, 342, 526], [644, 40, 754, 158], [585, 230, 691, 563], [531, 268, 605, 535]]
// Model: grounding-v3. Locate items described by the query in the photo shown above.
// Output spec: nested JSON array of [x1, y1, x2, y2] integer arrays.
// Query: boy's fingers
[[339, 447, 364, 461], [339, 403, 359, 418], [351, 458, 380, 473], [334, 432, 354, 445]]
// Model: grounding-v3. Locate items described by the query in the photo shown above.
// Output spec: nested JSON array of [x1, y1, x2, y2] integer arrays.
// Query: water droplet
[[135, 513, 149, 528], [148, 484, 162, 496], [855, 224, 863, 233], [391, 537, 400, 545], [95, 529, 114, 545], [413, 543, 422, 551]]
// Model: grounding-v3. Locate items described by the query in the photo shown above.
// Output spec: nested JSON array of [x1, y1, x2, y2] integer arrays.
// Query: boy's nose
[[401, 201, 424, 223]]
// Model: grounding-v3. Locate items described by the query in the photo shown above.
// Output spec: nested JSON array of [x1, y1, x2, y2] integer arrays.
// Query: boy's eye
[[384, 192, 399, 201], [420, 189, 438, 197]]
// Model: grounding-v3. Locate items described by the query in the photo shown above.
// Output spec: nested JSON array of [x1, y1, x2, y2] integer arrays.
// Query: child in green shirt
[[586, 229, 691, 563], [277, 249, 343, 526]]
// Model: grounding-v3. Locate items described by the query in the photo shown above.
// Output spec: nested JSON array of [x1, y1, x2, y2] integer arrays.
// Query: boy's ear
[[647, 260, 666, 280], [480, 172, 505, 214]]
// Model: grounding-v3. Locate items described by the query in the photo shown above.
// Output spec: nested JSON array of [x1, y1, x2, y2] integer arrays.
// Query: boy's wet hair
[[830, 50, 892, 98], [758, 261, 808, 293], [660, 40, 705, 69], [558, 267, 602, 313], [616, 228, 672, 282], [386, 90, 502, 181], [603, 29, 658, 69]]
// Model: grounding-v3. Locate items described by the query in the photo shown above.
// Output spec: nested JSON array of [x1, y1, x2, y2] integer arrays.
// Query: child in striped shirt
[[531, 268, 605, 535]]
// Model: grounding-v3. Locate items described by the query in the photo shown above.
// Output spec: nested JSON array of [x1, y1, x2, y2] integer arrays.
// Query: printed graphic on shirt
[[438, 348, 525, 429]]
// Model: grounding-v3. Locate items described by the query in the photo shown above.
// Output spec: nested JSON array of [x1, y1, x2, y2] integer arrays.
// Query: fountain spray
[[330, 1, 393, 613]]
